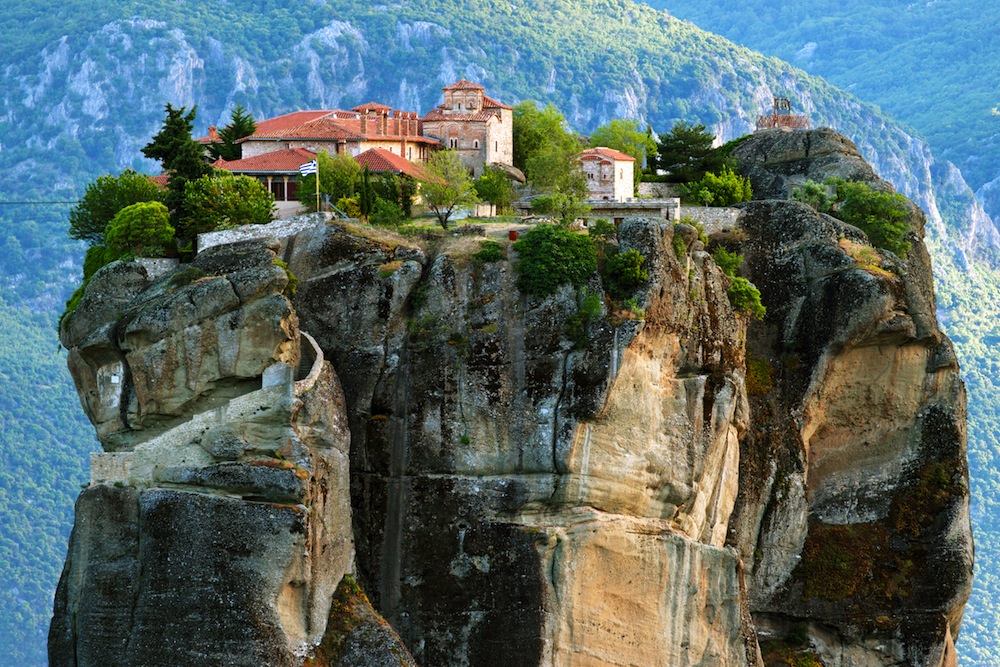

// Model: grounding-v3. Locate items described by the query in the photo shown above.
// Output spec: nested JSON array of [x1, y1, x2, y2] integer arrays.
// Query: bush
[[182, 173, 274, 236], [105, 201, 174, 257], [602, 249, 648, 299], [473, 240, 506, 263], [370, 197, 404, 227], [711, 246, 743, 278], [564, 289, 603, 347], [69, 169, 166, 244], [829, 178, 911, 257], [588, 219, 617, 241], [514, 224, 597, 296], [682, 166, 752, 206], [792, 180, 834, 213], [335, 197, 361, 219], [728, 276, 766, 320]]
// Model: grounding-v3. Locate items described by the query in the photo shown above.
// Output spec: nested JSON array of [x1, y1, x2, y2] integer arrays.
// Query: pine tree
[[208, 104, 257, 162], [142, 104, 213, 235]]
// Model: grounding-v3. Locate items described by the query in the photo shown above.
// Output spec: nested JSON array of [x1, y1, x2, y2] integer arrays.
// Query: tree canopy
[[208, 104, 257, 162], [104, 201, 174, 258], [589, 119, 657, 167], [652, 120, 726, 183], [298, 151, 361, 211], [182, 172, 274, 235], [141, 104, 213, 233], [68, 170, 165, 245]]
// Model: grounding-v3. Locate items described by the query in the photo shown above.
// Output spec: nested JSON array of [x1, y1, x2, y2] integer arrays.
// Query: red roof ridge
[[579, 146, 636, 162], [443, 79, 485, 91], [482, 94, 512, 111]]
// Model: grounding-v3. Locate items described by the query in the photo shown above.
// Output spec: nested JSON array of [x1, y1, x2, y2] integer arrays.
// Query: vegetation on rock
[[182, 172, 274, 234], [68, 170, 166, 245], [514, 224, 597, 296]]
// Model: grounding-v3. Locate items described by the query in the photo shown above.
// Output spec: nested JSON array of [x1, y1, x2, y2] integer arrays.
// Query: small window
[[495, 141, 498, 152], [473, 139, 480, 149], [588, 172, 594, 180], [457, 102, 463, 110], [450, 138, 458, 149]]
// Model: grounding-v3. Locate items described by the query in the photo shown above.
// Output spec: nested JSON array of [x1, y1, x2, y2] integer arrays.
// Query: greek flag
[[299, 160, 318, 176]]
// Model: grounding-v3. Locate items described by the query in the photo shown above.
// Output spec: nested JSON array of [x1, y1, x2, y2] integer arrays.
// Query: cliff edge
[[51, 129, 972, 666]]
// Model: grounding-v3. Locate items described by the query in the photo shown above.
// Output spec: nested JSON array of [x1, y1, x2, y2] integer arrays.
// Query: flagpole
[[315, 159, 320, 212]]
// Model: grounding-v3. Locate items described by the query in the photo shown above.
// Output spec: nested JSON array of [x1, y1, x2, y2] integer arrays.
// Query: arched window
[[473, 139, 480, 149]]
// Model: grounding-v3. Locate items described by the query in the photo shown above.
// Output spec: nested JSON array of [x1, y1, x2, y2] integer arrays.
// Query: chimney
[[382, 111, 388, 136], [360, 114, 367, 135], [208, 125, 220, 141]]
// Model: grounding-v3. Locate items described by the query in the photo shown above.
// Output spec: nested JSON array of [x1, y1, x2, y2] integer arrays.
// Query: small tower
[[756, 97, 810, 130]]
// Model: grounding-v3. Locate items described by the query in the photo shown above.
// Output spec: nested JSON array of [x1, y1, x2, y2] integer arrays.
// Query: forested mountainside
[[642, 0, 1000, 204], [0, 0, 996, 664]]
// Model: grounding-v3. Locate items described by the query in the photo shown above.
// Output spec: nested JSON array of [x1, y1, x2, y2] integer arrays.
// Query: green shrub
[[564, 289, 603, 347], [514, 224, 597, 296], [728, 276, 766, 320], [672, 233, 687, 261], [588, 219, 617, 241], [792, 180, 834, 213], [182, 172, 274, 236], [105, 201, 174, 257], [335, 197, 361, 219], [369, 197, 404, 227], [711, 246, 743, 278], [602, 248, 648, 299], [829, 178, 911, 257], [473, 240, 506, 263], [682, 166, 752, 206], [623, 297, 646, 318]]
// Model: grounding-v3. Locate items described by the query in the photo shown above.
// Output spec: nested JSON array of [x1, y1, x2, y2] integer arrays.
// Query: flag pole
[[315, 158, 321, 212]]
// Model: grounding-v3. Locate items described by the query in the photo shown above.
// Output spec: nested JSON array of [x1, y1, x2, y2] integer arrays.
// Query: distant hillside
[[0, 0, 997, 664], [642, 0, 1000, 209]]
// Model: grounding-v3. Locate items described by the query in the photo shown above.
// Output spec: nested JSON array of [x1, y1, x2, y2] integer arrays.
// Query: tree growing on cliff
[[829, 178, 912, 257], [419, 150, 480, 229], [513, 224, 597, 296], [207, 104, 257, 162], [68, 170, 166, 245], [141, 104, 213, 233]]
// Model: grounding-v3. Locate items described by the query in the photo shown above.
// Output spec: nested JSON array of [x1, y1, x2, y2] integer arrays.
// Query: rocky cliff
[[52, 130, 972, 666]]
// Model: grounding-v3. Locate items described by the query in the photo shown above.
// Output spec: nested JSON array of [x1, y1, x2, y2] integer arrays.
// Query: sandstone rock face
[[52, 129, 971, 667], [728, 130, 973, 667], [52, 242, 355, 666], [285, 218, 755, 666]]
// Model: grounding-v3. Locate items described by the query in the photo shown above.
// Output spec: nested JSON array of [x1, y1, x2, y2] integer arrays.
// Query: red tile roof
[[355, 147, 429, 179], [579, 147, 636, 162], [196, 110, 335, 143], [241, 114, 439, 145], [148, 174, 170, 187], [443, 79, 485, 91], [422, 107, 504, 123], [482, 94, 512, 111], [352, 102, 394, 113], [214, 147, 316, 173]]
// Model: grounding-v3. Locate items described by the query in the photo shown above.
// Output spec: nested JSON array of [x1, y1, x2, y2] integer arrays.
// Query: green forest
[[1, 0, 998, 663]]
